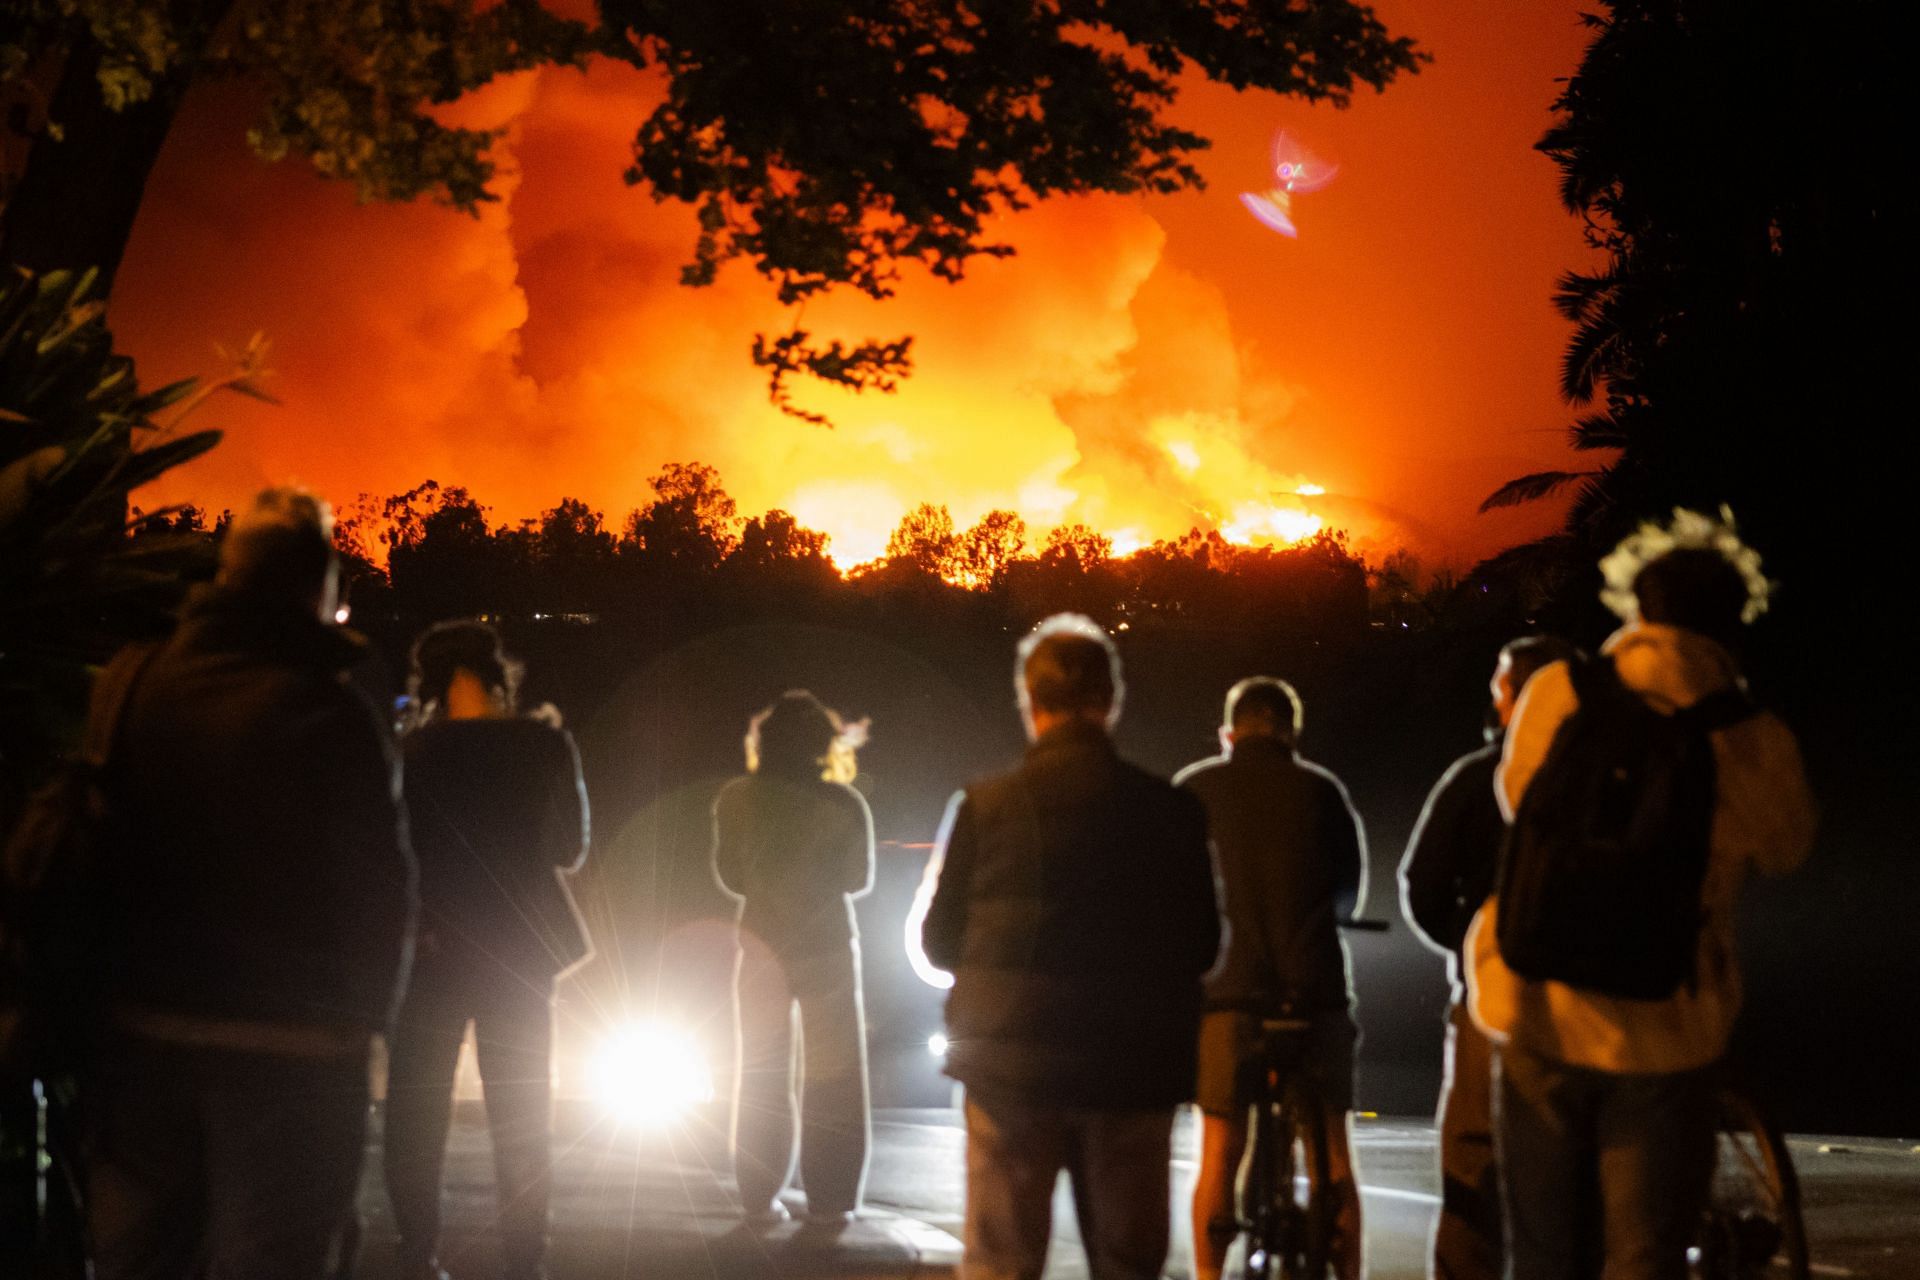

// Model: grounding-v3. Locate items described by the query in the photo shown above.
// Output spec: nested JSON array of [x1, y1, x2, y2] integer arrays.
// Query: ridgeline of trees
[[140, 461, 1458, 641]]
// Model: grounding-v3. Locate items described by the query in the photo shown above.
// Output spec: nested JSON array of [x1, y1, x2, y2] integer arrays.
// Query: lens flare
[[589, 1021, 715, 1129]]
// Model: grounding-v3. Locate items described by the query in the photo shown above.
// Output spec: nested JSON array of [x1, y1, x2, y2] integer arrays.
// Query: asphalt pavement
[[351, 1103, 1919, 1280]]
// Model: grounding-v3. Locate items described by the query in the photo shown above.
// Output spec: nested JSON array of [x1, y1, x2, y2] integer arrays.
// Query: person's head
[[1016, 613, 1123, 740], [748, 690, 863, 783], [216, 487, 337, 621], [1598, 506, 1771, 649], [1490, 634, 1579, 732], [409, 620, 521, 721], [1221, 676, 1303, 751]]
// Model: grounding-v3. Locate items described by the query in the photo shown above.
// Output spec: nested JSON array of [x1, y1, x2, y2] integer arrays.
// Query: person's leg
[[1310, 1010, 1365, 1280], [1593, 1068, 1715, 1280], [1433, 1000, 1503, 1280], [793, 943, 871, 1217], [732, 942, 799, 1216], [83, 1036, 206, 1280], [201, 1048, 371, 1280], [382, 952, 469, 1272], [474, 976, 557, 1280], [962, 1096, 1067, 1280], [1324, 1107, 1366, 1280], [1065, 1107, 1175, 1280], [1494, 1042, 1600, 1280], [1190, 1107, 1249, 1280]]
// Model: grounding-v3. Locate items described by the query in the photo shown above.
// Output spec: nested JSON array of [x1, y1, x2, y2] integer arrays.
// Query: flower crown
[[1598, 505, 1772, 626]]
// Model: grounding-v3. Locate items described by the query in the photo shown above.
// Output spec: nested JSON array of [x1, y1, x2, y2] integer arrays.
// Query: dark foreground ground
[[349, 1103, 1920, 1280]]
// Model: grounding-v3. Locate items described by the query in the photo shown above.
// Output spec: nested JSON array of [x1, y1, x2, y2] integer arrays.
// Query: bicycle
[[1690, 1079, 1810, 1280], [1238, 918, 1388, 1280]]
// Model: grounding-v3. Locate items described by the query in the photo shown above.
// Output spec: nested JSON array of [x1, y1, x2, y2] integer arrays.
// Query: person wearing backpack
[[1466, 510, 1817, 1280], [1400, 634, 1575, 1280]]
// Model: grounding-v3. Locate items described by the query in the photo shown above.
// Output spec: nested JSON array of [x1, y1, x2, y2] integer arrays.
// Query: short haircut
[[218, 487, 334, 606], [410, 619, 522, 714], [1498, 634, 1578, 694], [1632, 548, 1750, 646], [1017, 613, 1123, 723], [1223, 676, 1303, 744]]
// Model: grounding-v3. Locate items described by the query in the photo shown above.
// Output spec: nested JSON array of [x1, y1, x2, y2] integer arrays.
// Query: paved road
[[354, 1104, 1919, 1279]]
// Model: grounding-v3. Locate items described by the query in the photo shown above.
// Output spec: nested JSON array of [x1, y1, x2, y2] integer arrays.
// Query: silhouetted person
[[1177, 677, 1368, 1280], [1400, 636, 1574, 1280], [382, 622, 590, 1280], [713, 690, 874, 1222], [85, 488, 415, 1280], [913, 614, 1220, 1280], [1468, 514, 1817, 1280]]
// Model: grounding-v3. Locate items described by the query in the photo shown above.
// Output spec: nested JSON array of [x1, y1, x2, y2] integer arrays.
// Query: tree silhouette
[[4, 3, 1422, 407], [622, 462, 739, 573], [1481, 0, 1902, 610], [954, 509, 1027, 590], [884, 503, 958, 579]]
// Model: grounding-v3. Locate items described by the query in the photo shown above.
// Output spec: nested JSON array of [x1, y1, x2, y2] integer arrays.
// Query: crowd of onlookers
[[3, 486, 1811, 1280]]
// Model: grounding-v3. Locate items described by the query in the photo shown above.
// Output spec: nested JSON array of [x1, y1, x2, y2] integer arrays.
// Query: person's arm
[[1399, 755, 1480, 956], [1734, 715, 1819, 877], [1496, 660, 1576, 820], [912, 790, 976, 978], [316, 689, 416, 1032], [710, 782, 746, 901], [1321, 771, 1368, 921], [543, 729, 590, 874], [842, 786, 877, 900], [1174, 789, 1225, 977]]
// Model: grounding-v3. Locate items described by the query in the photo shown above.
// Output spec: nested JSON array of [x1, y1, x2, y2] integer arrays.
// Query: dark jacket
[[104, 587, 415, 1032], [1174, 737, 1365, 1013], [1398, 740, 1504, 989], [404, 717, 591, 980], [712, 773, 874, 956], [921, 722, 1220, 1110]]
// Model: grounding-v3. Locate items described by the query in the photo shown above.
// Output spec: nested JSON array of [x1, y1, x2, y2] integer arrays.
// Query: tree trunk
[[0, 0, 233, 295]]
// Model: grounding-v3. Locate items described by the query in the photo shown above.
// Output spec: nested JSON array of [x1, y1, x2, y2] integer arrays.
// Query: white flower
[[1598, 505, 1772, 625]]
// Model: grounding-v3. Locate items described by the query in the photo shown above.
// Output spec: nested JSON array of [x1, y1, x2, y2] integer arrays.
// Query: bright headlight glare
[[590, 1021, 715, 1129], [928, 1032, 948, 1058]]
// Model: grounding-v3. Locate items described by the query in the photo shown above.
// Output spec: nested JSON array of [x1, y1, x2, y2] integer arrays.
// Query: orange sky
[[115, 1, 1593, 570]]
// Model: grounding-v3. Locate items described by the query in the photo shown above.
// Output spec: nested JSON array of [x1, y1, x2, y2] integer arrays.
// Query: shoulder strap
[[1677, 684, 1756, 733], [1563, 649, 1619, 706], [79, 642, 162, 770]]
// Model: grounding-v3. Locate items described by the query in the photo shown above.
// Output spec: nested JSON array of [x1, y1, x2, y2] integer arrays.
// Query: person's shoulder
[[820, 778, 872, 817], [1172, 753, 1229, 791], [1295, 754, 1355, 800], [1437, 741, 1502, 789], [712, 773, 755, 813]]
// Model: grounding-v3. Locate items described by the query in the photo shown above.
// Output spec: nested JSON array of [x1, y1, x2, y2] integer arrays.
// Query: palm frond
[[1479, 470, 1601, 513]]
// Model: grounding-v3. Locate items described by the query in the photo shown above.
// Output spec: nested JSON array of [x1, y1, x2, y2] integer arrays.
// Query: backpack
[[1, 642, 158, 1071], [1494, 652, 1756, 1000]]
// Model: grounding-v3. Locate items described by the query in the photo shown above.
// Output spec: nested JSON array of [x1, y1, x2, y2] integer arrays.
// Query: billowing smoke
[[113, 6, 1591, 569]]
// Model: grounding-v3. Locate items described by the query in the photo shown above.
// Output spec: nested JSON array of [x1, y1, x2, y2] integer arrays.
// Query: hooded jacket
[[919, 721, 1220, 1109], [1467, 623, 1816, 1073], [104, 587, 416, 1034]]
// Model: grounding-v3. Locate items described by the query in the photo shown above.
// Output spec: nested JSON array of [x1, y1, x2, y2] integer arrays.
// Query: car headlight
[[589, 1021, 716, 1129]]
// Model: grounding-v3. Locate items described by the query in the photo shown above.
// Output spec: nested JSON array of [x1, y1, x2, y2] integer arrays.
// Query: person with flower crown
[[1465, 508, 1817, 1280]]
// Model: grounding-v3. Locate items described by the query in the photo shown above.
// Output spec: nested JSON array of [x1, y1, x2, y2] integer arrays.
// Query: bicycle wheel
[[1247, 1081, 1333, 1280], [1691, 1087, 1810, 1280]]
